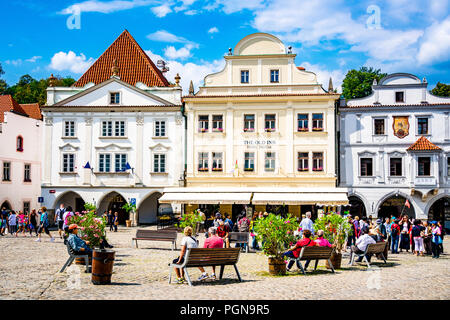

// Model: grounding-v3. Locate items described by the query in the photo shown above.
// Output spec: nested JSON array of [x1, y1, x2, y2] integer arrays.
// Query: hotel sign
[[243, 139, 277, 149]]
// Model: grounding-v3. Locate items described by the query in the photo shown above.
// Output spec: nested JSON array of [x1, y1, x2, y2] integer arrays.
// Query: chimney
[[111, 59, 120, 78]]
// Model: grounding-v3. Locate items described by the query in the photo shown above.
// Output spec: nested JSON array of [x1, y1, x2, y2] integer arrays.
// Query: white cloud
[[59, 0, 156, 14], [145, 49, 225, 94], [208, 27, 219, 34], [49, 51, 94, 74], [184, 9, 197, 15], [147, 30, 192, 44], [5, 59, 23, 66], [417, 17, 450, 66], [163, 45, 193, 60], [211, 0, 264, 14], [26, 56, 42, 63], [151, 4, 172, 17]]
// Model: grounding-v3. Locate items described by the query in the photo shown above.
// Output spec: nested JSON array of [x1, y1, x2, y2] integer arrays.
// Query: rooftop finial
[[373, 78, 378, 86], [111, 59, 120, 77], [189, 80, 194, 95], [422, 77, 427, 83], [48, 74, 57, 87], [175, 73, 181, 87], [328, 77, 333, 93], [228, 48, 232, 56]]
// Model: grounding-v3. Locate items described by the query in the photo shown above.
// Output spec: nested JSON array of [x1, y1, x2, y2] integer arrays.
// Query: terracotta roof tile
[[0, 95, 27, 122], [74, 30, 169, 88], [19, 103, 42, 120], [407, 136, 442, 151]]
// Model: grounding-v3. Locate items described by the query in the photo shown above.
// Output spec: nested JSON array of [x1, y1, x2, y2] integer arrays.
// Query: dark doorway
[[345, 196, 367, 219], [198, 204, 220, 219], [1, 201, 11, 211], [378, 195, 415, 220], [428, 197, 450, 233], [100, 192, 128, 225], [75, 198, 85, 213]]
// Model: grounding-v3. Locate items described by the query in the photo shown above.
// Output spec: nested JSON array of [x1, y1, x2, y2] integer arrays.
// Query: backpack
[[238, 217, 249, 232], [58, 208, 65, 220], [391, 224, 399, 236]]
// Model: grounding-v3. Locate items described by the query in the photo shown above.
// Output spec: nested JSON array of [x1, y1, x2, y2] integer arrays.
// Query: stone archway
[[53, 191, 85, 213], [1, 200, 12, 211], [98, 192, 128, 225], [428, 196, 450, 232], [378, 195, 415, 220], [345, 195, 367, 219], [138, 192, 163, 225]]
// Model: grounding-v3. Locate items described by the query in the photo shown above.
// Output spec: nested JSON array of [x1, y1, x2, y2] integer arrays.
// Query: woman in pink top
[[315, 230, 334, 248], [16, 211, 26, 237]]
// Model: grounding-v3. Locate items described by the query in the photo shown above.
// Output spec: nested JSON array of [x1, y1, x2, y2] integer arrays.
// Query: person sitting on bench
[[282, 229, 317, 272], [67, 224, 93, 257], [348, 226, 376, 264]]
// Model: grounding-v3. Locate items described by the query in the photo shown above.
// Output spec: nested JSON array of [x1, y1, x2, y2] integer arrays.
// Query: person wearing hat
[[67, 224, 92, 256], [348, 225, 376, 264]]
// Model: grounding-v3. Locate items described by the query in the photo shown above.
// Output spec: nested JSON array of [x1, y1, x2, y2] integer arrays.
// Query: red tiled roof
[[297, 66, 306, 71], [0, 95, 26, 122], [407, 136, 442, 151], [74, 30, 169, 88], [19, 103, 42, 120]]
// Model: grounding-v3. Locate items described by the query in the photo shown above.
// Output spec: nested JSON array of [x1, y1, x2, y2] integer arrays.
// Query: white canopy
[[251, 192, 349, 205], [159, 192, 252, 205]]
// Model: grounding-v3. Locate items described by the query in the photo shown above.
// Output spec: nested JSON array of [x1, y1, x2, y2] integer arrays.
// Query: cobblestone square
[[0, 226, 448, 300]]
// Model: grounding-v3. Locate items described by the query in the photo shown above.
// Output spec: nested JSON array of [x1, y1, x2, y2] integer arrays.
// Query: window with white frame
[[244, 114, 255, 132], [312, 114, 324, 131], [155, 120, 166, 137], [110, 92, 120, 104], [99, 154, 111, 172], [298, 152, 309, 171], [2, 162, 11, 181], [374, 118, 385, 135], [265, 114, 276, 132], [212, 115, 223, 132], [244, 152, 255, 171], [198, 115, 209, 132], [212, 152, 223, 171], [360, 158, 373, 176], [241, 70, 249, 83], [114, 154, 127, 172], [270, 69, 279, 83], [395, 91, 404, 103], [417, 118, 429, 135], [153, 154, 166, 173], [313, 152, 324, 171], [64, 121, 75, 137], [418, 157, 431, 176], [198, 152, 209, 171], [101, 121, 126, 137], [24, 164, 31, 182], [297, 114, 308, 132], [389, 158, 402, 176], [62, 154, 75, 173], [265, 152, 275, 171]]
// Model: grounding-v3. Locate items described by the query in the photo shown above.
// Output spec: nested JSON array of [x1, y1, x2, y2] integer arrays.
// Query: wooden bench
[[229, 232, 249, 252], [60, 242, 90, 273], [168, 248, 242, 286], [350, 241, 388, 268], [288, 246, 335, 275], [132, 229, 177, 250]]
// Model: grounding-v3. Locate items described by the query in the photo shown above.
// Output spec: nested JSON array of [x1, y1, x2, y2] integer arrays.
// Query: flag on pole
[[405, 199, 410, 209], [83, 162, 91, 169]]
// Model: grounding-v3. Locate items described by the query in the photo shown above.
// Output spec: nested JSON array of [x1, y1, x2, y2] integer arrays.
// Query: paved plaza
[[0, 227, 449, 300]]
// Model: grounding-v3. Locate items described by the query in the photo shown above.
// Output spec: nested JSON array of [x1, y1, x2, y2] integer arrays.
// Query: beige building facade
[[160, 33, 348, 218]]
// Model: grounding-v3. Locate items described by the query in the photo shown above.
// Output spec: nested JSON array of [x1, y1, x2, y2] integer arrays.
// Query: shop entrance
[[378, 195, 415, 220]]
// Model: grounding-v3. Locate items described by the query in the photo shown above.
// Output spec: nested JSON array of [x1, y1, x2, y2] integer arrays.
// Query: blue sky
[[1, 0, 449, 93]]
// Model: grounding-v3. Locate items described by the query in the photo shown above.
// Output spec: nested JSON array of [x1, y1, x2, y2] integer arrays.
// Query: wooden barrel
[[326, 252, 342, 269], [268, 257, 286, 275], [91, 249, 115, 285]]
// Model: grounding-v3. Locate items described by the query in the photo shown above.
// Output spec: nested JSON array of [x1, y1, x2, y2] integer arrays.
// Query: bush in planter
[[253, 213, 298, 274], [177, 210, 203, 234], [313, 213, 352, 253], [66, 204, 107, 249]]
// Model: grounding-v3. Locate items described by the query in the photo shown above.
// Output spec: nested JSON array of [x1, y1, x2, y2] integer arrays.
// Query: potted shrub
[[177, 210, 204, 236], [122, 203, 136, 227], [253, 213, 298, 275], [313, 213, 352, 269]]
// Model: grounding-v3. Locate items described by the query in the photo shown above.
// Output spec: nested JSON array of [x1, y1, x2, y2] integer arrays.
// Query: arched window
[[16, 136, 23, 152]]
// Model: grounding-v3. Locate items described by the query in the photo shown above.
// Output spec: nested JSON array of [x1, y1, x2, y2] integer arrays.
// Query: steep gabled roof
[[0, 95, 25, 122], [74, 30, 169, 88], [20, 103, 42, 120], [407, 136, 442, 152]]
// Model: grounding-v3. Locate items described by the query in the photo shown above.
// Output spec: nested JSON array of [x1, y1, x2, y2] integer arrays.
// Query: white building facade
[[339, 73, 450, 227], [41, 31, 185, 225]]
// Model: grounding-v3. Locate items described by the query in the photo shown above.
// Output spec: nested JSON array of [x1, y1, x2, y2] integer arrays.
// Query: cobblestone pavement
[[0, 226, 449, 300]]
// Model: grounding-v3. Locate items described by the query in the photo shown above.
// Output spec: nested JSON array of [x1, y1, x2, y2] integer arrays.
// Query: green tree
[[431, 82, 450, 97], [0, 62, 7, 95], [341, 67, 387, 100]]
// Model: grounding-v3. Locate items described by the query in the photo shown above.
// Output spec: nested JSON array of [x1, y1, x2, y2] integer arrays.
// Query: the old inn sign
[[243, 139, 277, 148]]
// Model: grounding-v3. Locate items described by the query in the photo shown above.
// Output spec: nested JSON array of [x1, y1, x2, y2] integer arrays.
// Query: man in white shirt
[[299, 211, 314, 236], [348, 226, 376, 264]]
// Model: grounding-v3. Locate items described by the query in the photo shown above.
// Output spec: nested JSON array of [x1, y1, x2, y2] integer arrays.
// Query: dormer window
[[270, 70, 279, 83], [110, 92, 120, 104], [16, 136, 23, 152], [395, 91, 404, 103]]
